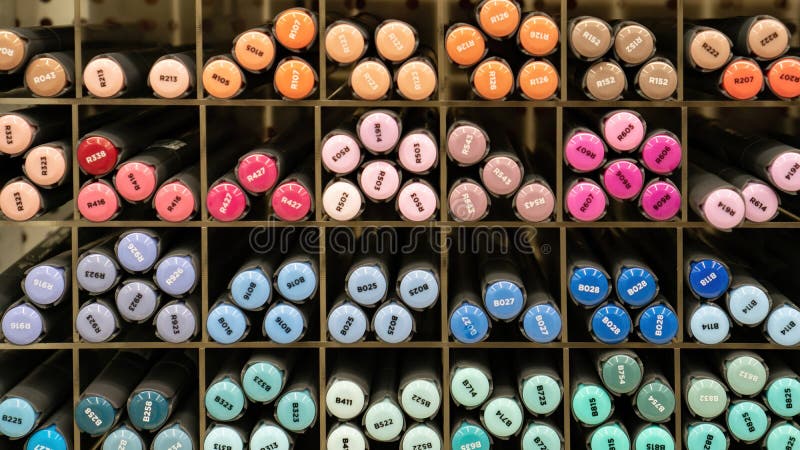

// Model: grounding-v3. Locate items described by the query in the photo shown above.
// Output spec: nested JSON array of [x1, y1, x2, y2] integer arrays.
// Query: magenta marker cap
[[640, 179, 681, 221], [396, 180, 438, 222], [565, 130, 606, 172], [481, 155, 524, 197], [321, 131, 362, 175], [741, 181, 779, 222], [641, 131, 682, 175], [449, 179, 490, 222], [207, 180, 248, 222], [447, 122, 489, 166], [603, 110, 646, 152], [700, 188, 746, 230], [514, 179, 555, 222], [236, 153, 279, 195], [768, 151, 800, 193], [602, 159, 645, 201], [358, 110, 401, 154], [398, 130, 438, 174], [359, 160, 402, 202], [271, 180, 313, 222], [566, 179, 608, 222]]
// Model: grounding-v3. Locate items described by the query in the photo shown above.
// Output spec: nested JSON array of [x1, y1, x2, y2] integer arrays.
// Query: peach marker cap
[[375, 20, 418, 63], [446, 24, 487, 67], [518, 14, 559, 56], [518, 59, 559, 100], [25, 56, 69, 97], [326, 22, 367, 65], [83, 56, 126, 98], [233, 29, 277, 72], [471, 58, 514, 100], [0, 179, 42, 221], [395, 58, 437, 100], [350, 59, 391, 100], [720, 58, 763, 100]]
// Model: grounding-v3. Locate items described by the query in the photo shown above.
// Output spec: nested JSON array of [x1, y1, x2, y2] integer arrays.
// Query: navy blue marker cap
[[688, 258, 730, 300], [521, 302, 562, 343], [616, 266, 658, 307], [207, 301, 249, 344], [569, 266, 611, 306], [591, 302, 632, 344], [263, 301, 306, 344], [276, 259, 318, 303], [327, 300, 369, 344], [637, 301, 678, 344], [450, 301, 490, 343], [116, 231, 160, 273]]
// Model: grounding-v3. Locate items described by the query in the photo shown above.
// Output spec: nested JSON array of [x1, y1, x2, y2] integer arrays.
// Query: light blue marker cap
[[688, 259, 730, 300], [766, 304, 800, 346], [451, 420, 491, 450], [638, 302, 678, 344], [521, 303, 562, 343], [689, 303, 730, 344], [398, 268, 439, 309], [77, 252, 118, 293], [229, 267, 271, 310], [205, 376, 246, 421], [484, 280, 525, 320], [75, 395, 116, 435], [2, 303, 44, 345], [25, 424, 68, 450], [766, 377, 800, 418], [589, 422, 630, 450], [569, 267, 610, 306], [685, 422, 727, 450], [275, 389, 316, 432], [203, 424, 243, 450], [264, 302, 305, 344], [0, 397, 37, 438], [591, 303, 632, 344], [450, 302, 490, 343], [242, 361, 285, 403], [251, 421, 291, 450], [327, 301, 368, 344], [207, 302, 249, 344], [155, 255, 197, 297], [276, 260, 317, 302], [128, 390, 170, 430], [116, 231, 159, 273], [616, 267, 658, 307], [152, 423, 194, 450], [103, 424, 144, 450], [24, 264, 67, 306], [521, 422, 563, 450], [373, 301, 414, 343], [727, 401, 769, 443], [728, 284, 770, 326], [765, 422, 800, 450], [346, 264, 387, 306]]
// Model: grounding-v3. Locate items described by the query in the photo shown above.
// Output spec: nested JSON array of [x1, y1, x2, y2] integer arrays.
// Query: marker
[[345, 232, 392, 306], [517, 12, 560, 57], [228, 252, 281, 310], [564, 126, 607, 173], [684, 240, 731, 300], [587, 421, 630, 450], [326, 422, 367, 450], [725, 272, 772, 326], [765, 293, 800, 346], [684, 25, 733, 72], [594, 350, 643, 396], [231, 25, 277, 73], [373, 300, 415, 343], [0, 107, 71, 157], [719, 352, 768, 398], [636, 299, 678, 344], [273, 56, 318, 100], [450, 352, 493, 410], [24, 51, 75, 97], [520, 421, 563, 450], [241, 351, 292, 404], [113, 278, 160, 323], [263, 301, 308, 344], [600, 158, 645, 201], [75, 299, 119, 343], [76, 178, 125, 223], [688, 165, 747, 230], [684, 422, 728, 450], [446, 119, 489, 166], [23, 140, 72, 189], [634, 57, 678, 101], [567, 231, 612, 307], [470, 57, 514, 100], [114, 229, 167, 274], [401, 422, 442, 450], [397, 111, 439, 175], [75, 351, 150, 435], [640, 130, 682, 175], [480, 249, 527, 321], [205, 353, 248, 422], [564, 177, 608, 222], [153, 239, 199, 297], [203, 421, 249, 450], [571, 355, 614, 426], [152, 161, 201, 222], [348, 57, 391, 100], [273, 7, 317, 52], [479, 129, 524, 197], [202, 54, 258, 99], [83, 48, 169, 98], [0, 350, 70, 438], [683, 364, 730, 420], [396, 234, 440, 310], [24, 402, 73, 450], [633, 366, 675, 423], [632, 424, 674, 450], [249, 420, 292, 450], [449, 179, 490, 222], [151, 393, 198, 450], [396, 179, 439, 222], [0, 177, 67, 221], [395, 54, 438, 100], [359, 159, 402, 202], [22, 249, 70, 307], [451, 417, 492, 450], [399, 354, 442, 421], [590, 302, 632, 344], [76, 236, 121, 294], [327, 298, 369, 344], [127, 351, 194, 431], [275, 242, 319, 303], [374, 19, 418, 62], [763, 356, 800, 418], [687, 56, 764, 99], [1, 299, 58, 345], [686, 298, 731, 345], [363, 355, 405, 442], [324, 15, 376, 66], [765, 55, 800, 100], [274, 366, 317, 433], [449, 253, 491, 343], [699, 15, 790, 61], [727, 400, 770, 443], [518, 58, 560, 100], [639, 178, 682, 221], [103, 422, 147, 450], [580, 59, 627, 101], [147, 51, 196, 99], [600, 109, 646, 153], [154, 296, 199, 343], [0, 25, 73, 72], [480, 368, 524, 439], [612, 21, 656, 66], [206, 170, 250, 222], [321, 120, 363, 175], [765, 422, 800, 450], [698, 161, 776, 223], [202, 139, 260, 222], [445, 23, 488, 68], [326, 353, 372, 421], [207, 299, 250, 344], [517, 355, 563, 417], [270, 156, 315, 221], [568, 16, 613, 61], [475, 0, 521, 40], [592, 229, 659, 307], [357, 109, 402, 154]]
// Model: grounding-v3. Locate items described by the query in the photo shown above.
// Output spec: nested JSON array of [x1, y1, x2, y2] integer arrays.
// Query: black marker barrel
[[0, 106, 71, 156], [326, 352, 373, 421], [0, 26, 73, 74], [363, 354, 405, 442], [127, 351, 195, 431], [449, 251, 491, 344], [0, 351, 46, 397]]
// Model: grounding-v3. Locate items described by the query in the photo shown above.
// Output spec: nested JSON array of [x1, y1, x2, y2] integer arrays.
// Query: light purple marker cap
[[602, 159, 645, 200], [741, 181, 779, 222], [358, 110, 401, 154], [398, 130, 438, 174], [514, 179, 556, 222], [565, 179, 608, 221], [565, 130, 606, 172], [700, 187, 746, 229], [447, 122, 489, 166], [602, 110, 646, 152], [640, 179, 681, 221], [359, 160, 401, 202], [2, 303, 44, 345], [768, 150, 800, 193], [155, 301, 197, 343], [641, 131, 682, 175], [321, 131, 363, 175], [76, 301, 118, 343], [449, 179, 490, 222], [481, 155, 524, 196], [397, 180, 438, 222]]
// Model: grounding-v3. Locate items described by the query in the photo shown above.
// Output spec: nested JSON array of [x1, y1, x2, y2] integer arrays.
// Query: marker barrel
[[688, 165, 747, 230], [398, 352, 442, 422], [0, 26, 74, 74], [0, 106, 71, 156], [363, 354, 405, 442], [326, 352, 373, 420]]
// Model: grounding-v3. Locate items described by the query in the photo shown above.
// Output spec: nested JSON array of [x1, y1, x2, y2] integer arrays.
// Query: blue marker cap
[[2, 303, 44, 345], [346, 264, 388, 306], [128, 390, 170, 430], [207, 302, 249, 344], [203, 424, 243, 450], [116, 280, 159, 323], [24, 265, 67, 306], [638, 303, 678, 344], [484, 280, 525, 320], [264, 302, 305, 344], [591, 303, 632, 344], [0, 397, 37, 437], [688, 259, 730, 300], [767, 304, 800, 346], [451, 420, 491, 450], [25, 424, 68, 450], [616, 267, 658, 306], [728, 284, 770, 326], [276, 261, 317, 302], [373, 301, 414, 343], [153, 423, 193, 450], [242, 361, 285, 403], [75, 395, 116, 435], [328, 301, 368, 344], [398, 269, 439, 310], [569, 267, 610, 306], [689, 303, 730, 344], [275, 390, 316, 432], [103, 424, 144, 450], [76, 252, 118, 293], [521, 302, 562, 343], [450, 302, 490, 343], [230, 268, 271, 310], [205, 377, 246, 421], [116, 231, 159, 273], [155, 255, 197, 297]]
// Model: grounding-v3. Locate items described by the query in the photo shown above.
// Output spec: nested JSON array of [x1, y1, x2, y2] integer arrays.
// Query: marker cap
[[688, 258, 730, 300], [398, 268, 439, 310], [767, 57, 800, 100], [264, 302, 305, 344], [233, 30, 277, 72], [766, 304, 800, 346], [726, 401, 769, 443], [276, 260, 317, 302], [115, 280, 159, 322], [148, 57, 193, 99], [154, 301, 197, 343], [358, 110, 401, 154], [591, 303, 632, 344], [569, 17, 613, 60], [521, 374, 562, 416], [451, 420, 491, 450], [602, 110, 645, 152], [484, 280, 525, 320], [103, 425, 144, 450], [401, 379, 441, 420], [398, 130, 438, 174], [328, 301, 368, 343], [565, 179, 608, 222], [374, 20, 418, 62], [203, 424, 243, 450], [206, 302, 249, 344], [686, 377, 728, 419], [639, 179, 681, 221], [451, 367, 492, 409], [637, 302, 678, 344], [347, 264, 388, 306], [328, 423, 367, 450], [446, 24, 487, 67], [154, 255, 197, 297], [25, 424, 69, 450], [687, 29, 732, 72], [364, 398, 405, 441], [154, 180, 196, 222], [325, 22, 367, 65], [449, 301, 490, 343], [242, 361, 284, 404], [83, 57, 125, 98], [321, 132, 362, 174], [114, 162, 157, 202], [116, 231, 159, 273], [75, 395, 116, 435], [518, 13, 560, 56], [471, 58, 514, 100], [685, 422, 727, 450], [76, 301, 118, 343], [724, 354, 768, 396], [641, 132, 682, 175], [77, 251, 119, 294], [521, 422, 562, 450], [77, 180, 120, 222], [602, 159, 644, 201], [274, 8, 317, 51], [373, 301, 414, 343], [476, 0, 521, 39], [721, 58, 763, 100], [600, 353, 643, 395], [128, 390, 169, 430], [236, 152, 278, 194], [765, 377, 800, 418], [350, 59, 391, 100], [616, 266, 657, 306], [0, 397, 36, 437], [635, 380, 675, 422], [1, 303, 43, 345], [250, 422, 291, 450], [0, 179, 43, 221], [513, 179, 555, 222], [326, 379, 367, 420], [767, 150, 800, 193], [77, 136, 119, 176], [24, 144, 68, 187], [207, 180, 248, 222], [634, 425, 674, 450], [205, 377, 246, 421], [359, 160, 401, 202], [569, 266, 611, 306], [24, 264, 67, 306], [565, 130, 606, 172], [741, 180, 779, 222], [589, 423, 629, 450], [481, 397, 523, 438], [322, 178, 364, 221], [766, 423, 800, 450], [572, 384, 613, 426], [396, 180, 438, 221], [402, 423, 442, 450], [517, 59, 559, 100], [230, 267, 271, 310], [153, 423, 195, 450], [689, 303, 730, 344], [447, 122, 488, 166], [271, 179, 313, 221], [275, 389, 316, 432], [521, 302, 562, 343]]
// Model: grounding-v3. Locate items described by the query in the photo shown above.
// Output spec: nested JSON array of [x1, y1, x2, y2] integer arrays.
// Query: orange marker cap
[[233, 29, 277, 72], [518, 13, 560, 56], [766, 56, 800, 100], [471, 57, 514, 100], [720, 58, 764, 100], [273, 8, 317, 51], [202, 56, 244, 99], [274, 57, 317, 100], [518, 60, 559, 100], [476, 0, 522, 40], [445, 24, 487, 67]]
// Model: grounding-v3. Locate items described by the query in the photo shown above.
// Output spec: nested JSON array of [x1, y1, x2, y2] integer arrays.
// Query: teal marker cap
[[634, 380, 675, 422], [521, 374, 562, 416], [275, 389, 316, 432], [589, 422, 630, 450], [686, 377, 728, 419], [205, 376, 246, 421], [765, 377, 800, 418], [152, 423, 194, 450], [103, 424, 144, 450], [521, 422, 563, 450], [242, 361, 285, 403], [451, 420, 492, 450], [634, 425, 675, 450], [127, 390, 170, 430], [75, 395, 117, 435], [0, 397, 37, 438], [600, 353, 643, 395], [765, 422, 800, 450], [684, 422, 727, 450], [481, 397, 524, 438], [25, 424, 68, 450], [572, 384, 613, 426], [726, 401, 770, 443], [451, 367, 492, 409], [250, 421, 291, 450]]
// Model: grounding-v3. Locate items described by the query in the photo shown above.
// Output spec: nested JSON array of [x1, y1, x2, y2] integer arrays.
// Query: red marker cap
[[77, 136, 120, 176]]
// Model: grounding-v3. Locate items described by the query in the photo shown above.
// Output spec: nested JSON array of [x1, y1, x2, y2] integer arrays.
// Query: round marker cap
[[77, 252, 118, 293], [447, 123, 488, 166], [155, 302, 196, 343], [328, 301, 368, 344], [522, 303, 562, 343], [602, 160, 644, 201], [591, 303, 632, 344], [364, 398, 404, 441], [450, 178, 490, 221], [451, 421, 491, 450], [766, 377, 800, 418], [451, 367, 492, 409], [600, 353, 643, 395], [518, 14, 560, 56], [26, 424, 68, 450], [323, 178, 364, 221], [155, 255, 197, 297], [154, 180, 196, 222], [686, 377, 728, 419], [450, 302, 490, 343], [398, 130, 438, 174], [276, 261, 317, 302], [725, 355, 768, 396], [569, 17, 613, 60], [521, 422, 562, 450], [638, 303, 678, 344], [274, 57, 317, 100], [230, 267, 271, 310], [0, 179, 43, 221], [374, 20, 418, 62], [640, 180, 681, 221], [471, 58, 514, 100], [402, 423, 442, 450], [0, 397, 36, 438], [398, 269, 439, 310], [264, 302, 305, 344], [325, 22, 366, 65], [477, 0, 521, 39], [688, 259, 730, 299], [128, 390, 169, 430], [77, 180, 120, 222], [634, 425, 674, 450], [616, 266, 657, 306], [589, 423, 629, 450], [766, 423, 800, 450], [401, 379, 441, 420], [328, 423, 367, 450], [116, 231, 159, 273], [115, 162, 157, 202], [768, 151, 800, 193], [701, 188, 746, 229], [205, 377, 246, 421], [76, 301, 117, 343], [24, 264, 67, 306], [233, 30, 276, 72], [236, 152, 278, 194], [685, 422, 727, 450], [565, 131, 606, 172], [641, 133, 682, 175], [321, 132, 362, 175], [271, 180, 312, 222], [203, 425, 243, 450], [766, 304, 800, 346], [2, 303, 43, 345], [251, 422, 291, 450], [688, 30, 732, 71], [446, 24, 487, 67], [75, 395, 116, 435], [396, 180, 438, 221], [116, 280, 159, 322], [521, 374, 562, 416], [24, 145, 68, 187], [347, 264, 387, 306], [482, 397, 523, 438], [514, 180, 555, 222], [565, 180, 607, 222], [242, 361, 284, 404], [83, 57, 125, 98], [207, 302, 248, 344], [202, 57, 244, 99], [721, 59, 763, 100], [518, 59, 559, 100], [148, 57, 192, 99], [358, 111, 401, 154], [569, 267, 611, 306], [484, 280, 525, 320], [207, 180, 248, 222], [326, 379, 366, 420], [689, 303, 730, 344], [275, 390, 316, 432], [359, 160, 401, 201], [741, 181, 779, 222], [373, 301, 414, 343], [103, 425, 144, 450], [274, 8, 317, 51], [153, 424, 194, 450], [603, 111, 645, 152], [727, 401, 769, 443], [767, 57, 800, 100], [77, 136, 119, 176], [747, 17, 789, 60], [635, 380, 675, 422], [572, 384, 613, 426], [396, 59, 437, 101], [0, 114, 34, 156]]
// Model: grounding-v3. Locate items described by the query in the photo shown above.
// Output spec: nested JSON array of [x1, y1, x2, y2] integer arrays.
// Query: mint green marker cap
[[451, 367, 492, 409], [765, 377, 800, 418], [599, 353, 643, 395], [724, 354, 768, 397], [250, 421, 292, 450], [588, 422, 630, 450], [363, 397, 405, 442], [686, 377, 728, 419], [521, 374, 562, 416], [634, 425, 675, 450], [481, 396, 524, 438], [205, 376, 246, 421], [241, 360, 285, 404], [401, 422, 442, 450], [451, 419, 491, 450], [726, 401, 770, 443], [684, 422, 727, 450], [765, 422, 800, 450], [634, 379, 675, 422], [203, 423, 244, 450], [400, 379, 441, 421], [521, 421, 563, 450], [572, 384, 613, 426], [275, 389, 316, 433]]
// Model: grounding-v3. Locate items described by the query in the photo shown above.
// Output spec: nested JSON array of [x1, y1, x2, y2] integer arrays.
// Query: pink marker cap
[[602, 159, 645, 200], [396, 180, 438, 222], [768, 151, 800, 193], [447, 123, 489, 166], [565, 130, 606, 172], [514, 179, 555, 222], [207, 180, 249, 222], [481, 155, 523, 196], [565, 179, 607, 222], [0, 114, 35, 155], [603, 110, 646, 152], [271, 180, 312, 221], [359, 160, 401, 202], [358, 111, 401, 154], [641, 131, 682, 175], [700, 187, 746, 229], [398, 131, 438, 174], [154, 180, 196, 222], [322, 178, 364, 221], [83, 57, 125, 98], [148, 58, 192, 99], [741, 181, 779, 222], [321, 132, 362, 174], [114, 161, 157, 203], [639, 179, 681, 221], [24, 145, 67, 187], [78, 180, 120, 222], [0, 179, 42, 221], [448, 179, 490, 222], [236, 152, 279, 194]]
